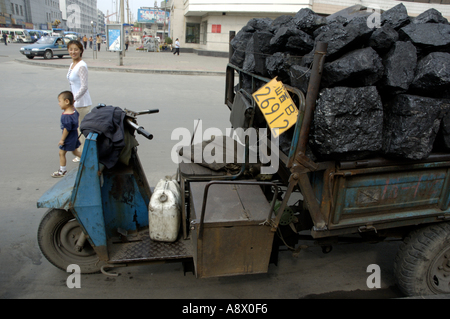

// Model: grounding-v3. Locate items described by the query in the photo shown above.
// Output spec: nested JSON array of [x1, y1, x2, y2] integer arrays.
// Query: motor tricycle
[[37, 41, 450, 296]]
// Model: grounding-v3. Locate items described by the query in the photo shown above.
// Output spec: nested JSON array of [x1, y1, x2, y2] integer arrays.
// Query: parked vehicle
[[36, 40, 450, 297], [27, 30, 50, 42], [0, 28, 32, 43], [64, 31, 80, 40], [19, 36, 71, 59]]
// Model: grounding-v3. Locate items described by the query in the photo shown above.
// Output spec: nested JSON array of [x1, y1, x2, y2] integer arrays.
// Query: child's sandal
[[51, 169, 67, 178]]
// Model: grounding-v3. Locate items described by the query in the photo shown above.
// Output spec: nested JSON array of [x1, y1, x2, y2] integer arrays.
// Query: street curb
[[14, 58, 226, 76]]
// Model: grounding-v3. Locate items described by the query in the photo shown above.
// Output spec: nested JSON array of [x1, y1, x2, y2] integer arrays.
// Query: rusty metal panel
[[189, 181, 274, 278], [197, 224, 274, 278], [330, 167, 450, 228], [190, 182, 271, 224], [100, 164, 150, 238]]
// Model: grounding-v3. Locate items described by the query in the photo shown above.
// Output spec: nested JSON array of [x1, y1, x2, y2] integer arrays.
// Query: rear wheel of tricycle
[[37, 208, 101, 274], [394, 222, 450, 296]]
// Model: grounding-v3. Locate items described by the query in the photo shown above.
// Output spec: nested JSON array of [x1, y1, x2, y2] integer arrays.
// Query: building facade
[[0, 0, 63, 29], [169, 0, 450, 54], [0, 0, 99, 35], [60, 0, 97, 34]]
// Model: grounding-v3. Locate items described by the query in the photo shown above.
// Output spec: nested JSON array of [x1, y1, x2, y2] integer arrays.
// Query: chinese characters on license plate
[[252, 78, 298, 138]]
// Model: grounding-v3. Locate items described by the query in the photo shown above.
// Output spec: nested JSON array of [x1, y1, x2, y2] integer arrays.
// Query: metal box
[[189, 182, 274, 278]]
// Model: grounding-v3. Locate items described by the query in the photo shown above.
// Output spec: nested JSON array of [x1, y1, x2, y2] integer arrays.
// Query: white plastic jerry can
[[148, 178, 182, 242]]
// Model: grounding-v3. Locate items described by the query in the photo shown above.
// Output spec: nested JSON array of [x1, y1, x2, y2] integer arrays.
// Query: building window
[[186, 23, 200, 43], [212, 24, 221, 33]]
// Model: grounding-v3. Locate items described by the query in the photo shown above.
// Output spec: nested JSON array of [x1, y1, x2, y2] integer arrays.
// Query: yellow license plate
[[252, 78, 298, 138]]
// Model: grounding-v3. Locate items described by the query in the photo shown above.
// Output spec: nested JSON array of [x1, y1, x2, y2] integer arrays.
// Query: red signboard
[[212, 24, 221, 33]]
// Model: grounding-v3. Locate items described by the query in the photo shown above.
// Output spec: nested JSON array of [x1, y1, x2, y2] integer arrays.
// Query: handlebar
[[123, 109, 159, 140], [96, 106, 158, 140], [126, 119, 153, 140], [136, 109, 159, 115], [124, 108, 159, 117]]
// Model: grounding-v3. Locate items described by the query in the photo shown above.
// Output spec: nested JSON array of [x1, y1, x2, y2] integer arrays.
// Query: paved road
[[0, 43, 408, 300]]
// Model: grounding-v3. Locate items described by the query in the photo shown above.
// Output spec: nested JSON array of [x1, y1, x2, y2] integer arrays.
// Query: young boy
[[52, 91, 82, 178]]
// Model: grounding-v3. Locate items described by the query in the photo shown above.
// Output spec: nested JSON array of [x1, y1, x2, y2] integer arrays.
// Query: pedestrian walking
[[2, 33, 7, 45], [52, 91, 82, 178], [82, 35, 87, 49], [67, 40, 92, 163], [96, 35, 101, 51], [173, 38, 180, 55], [89, 36, 93, 49]]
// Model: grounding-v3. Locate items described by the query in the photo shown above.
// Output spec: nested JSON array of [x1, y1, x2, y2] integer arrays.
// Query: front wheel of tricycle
[[394, 222, 450, 296], [37, 208, 101, 274]]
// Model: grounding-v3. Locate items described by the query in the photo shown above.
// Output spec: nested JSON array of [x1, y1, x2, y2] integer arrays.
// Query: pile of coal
[[230, 4, 450, 161]]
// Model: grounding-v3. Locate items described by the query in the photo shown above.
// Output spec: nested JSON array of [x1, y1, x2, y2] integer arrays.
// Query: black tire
[[394, 222, 450, 296], [37, 208, 101, 274], [43, 50, 53, 59]]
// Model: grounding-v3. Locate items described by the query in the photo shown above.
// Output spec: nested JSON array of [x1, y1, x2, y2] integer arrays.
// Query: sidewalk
[[15, 46, 230, 76]]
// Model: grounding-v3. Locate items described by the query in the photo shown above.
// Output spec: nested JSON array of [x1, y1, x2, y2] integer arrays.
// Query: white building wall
[[171, 0, 450, 54], [184, 0, 311, 15]]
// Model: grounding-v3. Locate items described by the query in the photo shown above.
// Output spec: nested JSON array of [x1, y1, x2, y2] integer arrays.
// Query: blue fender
[[37, 167, 79, 210]]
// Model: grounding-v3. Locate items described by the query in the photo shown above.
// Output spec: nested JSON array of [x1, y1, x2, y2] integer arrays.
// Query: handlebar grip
[[137, 127, 153, 140], [138, 109, 159, 115]]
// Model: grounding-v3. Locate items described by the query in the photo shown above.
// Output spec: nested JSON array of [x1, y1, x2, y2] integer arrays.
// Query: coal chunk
[[266, 52, 302, 84], [399, 23, 450, 56], [381, 3, 410, 30], [410, 52, 450, 97], [412, 8, 449, 25], [285, 31, 314, 55], [230, 30, 254, 68], [243, 31, 275, 76], [435, 112, 450, 150], [381, 41, 417, 95], [310, 86, 383, 160], [314, 16, 374, 60], [313, 17, 346, 39], [269, 27, 297, 50], [368, 25, 399, 54], [269, 15, 295, 33], [289, 65, 311, 94], [383, 94, 450, 160], [292, 8, 327, 34], [322, 47, 384, 87], [246, 17, 273, 31], [325, 5, 371, 23]]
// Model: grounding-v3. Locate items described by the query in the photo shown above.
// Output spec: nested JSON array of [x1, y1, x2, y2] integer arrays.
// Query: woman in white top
[[67, 40, 92, 162]]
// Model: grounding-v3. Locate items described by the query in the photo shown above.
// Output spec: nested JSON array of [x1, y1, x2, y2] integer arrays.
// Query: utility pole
[[119, 0, 124, 64]]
